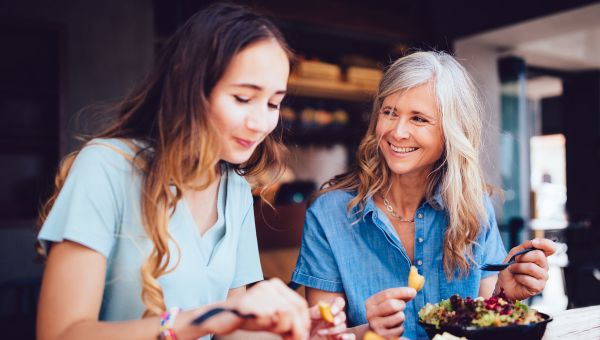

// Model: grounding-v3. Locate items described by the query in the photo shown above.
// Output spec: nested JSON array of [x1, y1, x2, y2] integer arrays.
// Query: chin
[[222, 151, 255, 165], [388, 167, 413, 175]]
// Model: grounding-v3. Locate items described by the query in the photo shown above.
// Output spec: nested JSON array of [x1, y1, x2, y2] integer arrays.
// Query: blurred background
[[1, 0, 599, 338]]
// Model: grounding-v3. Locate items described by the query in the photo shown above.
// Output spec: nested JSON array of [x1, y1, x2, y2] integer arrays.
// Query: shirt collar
[[429, 185, 445, 211]]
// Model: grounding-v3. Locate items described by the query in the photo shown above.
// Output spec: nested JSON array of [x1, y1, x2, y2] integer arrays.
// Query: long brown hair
[[37, 3, 292, 317], [317, 52, 489, 280]]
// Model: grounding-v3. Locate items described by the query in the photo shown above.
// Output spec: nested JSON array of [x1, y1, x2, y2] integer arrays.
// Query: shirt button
[[418, 237, 424, 243], [417, 213, 423, 219], [417, 260, 423, 266]]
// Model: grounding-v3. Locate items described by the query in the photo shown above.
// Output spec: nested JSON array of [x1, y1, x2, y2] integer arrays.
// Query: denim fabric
[[292, 190, 507, 339]]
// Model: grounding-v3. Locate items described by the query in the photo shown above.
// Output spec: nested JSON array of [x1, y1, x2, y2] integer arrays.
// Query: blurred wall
[[453, 41, 504, 217], [0, 0, 154, 284]]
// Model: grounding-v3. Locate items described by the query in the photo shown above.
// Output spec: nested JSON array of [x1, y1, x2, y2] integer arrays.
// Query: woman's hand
[[496, 238, 557, 300], [309, 297, 354, 340], [364, 287, 416, 338], [194, 278, 310, 340]]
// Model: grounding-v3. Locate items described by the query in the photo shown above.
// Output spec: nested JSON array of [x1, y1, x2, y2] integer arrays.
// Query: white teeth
[[389, 143, 417, 153]]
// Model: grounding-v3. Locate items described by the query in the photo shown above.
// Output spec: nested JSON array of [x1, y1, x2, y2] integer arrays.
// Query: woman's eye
[[233, 95, 250, 103], [381, 109, 398, 119], [268, 102, 281, 110], [413, 116, 429, 123]]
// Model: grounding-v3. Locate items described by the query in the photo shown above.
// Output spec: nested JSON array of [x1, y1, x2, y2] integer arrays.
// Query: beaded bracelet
[[159, 307, 181, 340]]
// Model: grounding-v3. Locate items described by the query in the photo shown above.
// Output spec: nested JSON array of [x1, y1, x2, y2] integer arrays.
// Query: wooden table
[[543, 305, 600, 339]]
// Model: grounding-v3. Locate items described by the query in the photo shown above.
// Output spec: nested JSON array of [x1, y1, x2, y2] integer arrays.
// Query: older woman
[[292, 51, 556, 339]]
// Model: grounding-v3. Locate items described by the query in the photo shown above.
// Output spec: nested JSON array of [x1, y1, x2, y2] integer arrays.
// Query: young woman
[[36, 3, 349, 340], [291, 51, 557, 339]]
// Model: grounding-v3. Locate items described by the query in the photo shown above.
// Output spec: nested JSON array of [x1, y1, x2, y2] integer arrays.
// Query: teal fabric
[[39, 138, 263, 322]]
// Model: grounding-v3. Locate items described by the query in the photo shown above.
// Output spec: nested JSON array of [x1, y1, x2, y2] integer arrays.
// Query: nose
[[245, 107, 271, 134], [391, 118, 410, 139]]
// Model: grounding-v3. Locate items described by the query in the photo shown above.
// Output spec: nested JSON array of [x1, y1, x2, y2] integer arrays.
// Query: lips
[[234, 137, 256, 148], [388, 142, 419, 154]]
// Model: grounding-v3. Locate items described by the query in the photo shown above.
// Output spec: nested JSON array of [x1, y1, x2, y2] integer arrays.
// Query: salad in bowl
[[418, 290, 551, 340]]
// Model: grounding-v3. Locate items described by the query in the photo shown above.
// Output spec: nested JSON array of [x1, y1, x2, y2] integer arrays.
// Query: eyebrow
[[381, 105, 434, 118], [232, 83, 287, 95]]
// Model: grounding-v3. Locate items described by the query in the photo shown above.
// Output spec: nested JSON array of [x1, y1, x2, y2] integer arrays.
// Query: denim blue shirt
[[292, 190, 507, 340]]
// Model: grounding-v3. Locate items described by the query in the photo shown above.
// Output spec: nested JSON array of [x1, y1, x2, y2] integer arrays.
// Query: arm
[[306, 287, 416, 339], [305, 287, 345, 308], [306, 287, 363, 339], [495, 238, 557, 300], [38, 242, 311, 340], [478, 275, 498, 299], [227, 286, 246, 298], [37, 241, 210, 340]]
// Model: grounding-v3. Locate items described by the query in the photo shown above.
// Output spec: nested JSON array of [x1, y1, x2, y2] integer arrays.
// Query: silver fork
[[191, 281, 301, 326], [191, 307, 255, 325], [480, 247, 539, 271]]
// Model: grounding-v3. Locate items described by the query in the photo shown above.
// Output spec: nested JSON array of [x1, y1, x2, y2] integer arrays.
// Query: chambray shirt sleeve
[[480, 196, 508, 279], [38, 144, 122, 258], [292, 202, 344, 292], [230, 192, 264, 288]]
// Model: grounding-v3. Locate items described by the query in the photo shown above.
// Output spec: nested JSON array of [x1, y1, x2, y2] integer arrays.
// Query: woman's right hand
[[364, 287, 416, 338], [192, 278, 310, 340]]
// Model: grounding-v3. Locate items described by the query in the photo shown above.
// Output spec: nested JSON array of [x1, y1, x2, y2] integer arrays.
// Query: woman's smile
[[387, 141, 420, 156]]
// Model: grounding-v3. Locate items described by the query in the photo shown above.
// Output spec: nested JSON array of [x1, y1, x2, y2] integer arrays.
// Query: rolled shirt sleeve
[[292, 201, 344, 292], [480, 195, 509, 279]]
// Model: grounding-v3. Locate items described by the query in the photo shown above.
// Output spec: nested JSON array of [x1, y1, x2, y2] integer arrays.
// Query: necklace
[[381, 193, 415, 223]]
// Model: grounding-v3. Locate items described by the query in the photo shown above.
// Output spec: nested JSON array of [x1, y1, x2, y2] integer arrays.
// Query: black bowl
[[418, 312, 552, 340]]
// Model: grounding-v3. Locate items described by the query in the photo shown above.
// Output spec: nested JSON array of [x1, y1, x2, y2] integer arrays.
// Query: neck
[[188, 163, 222, 191], [385, 171, 430, 217]]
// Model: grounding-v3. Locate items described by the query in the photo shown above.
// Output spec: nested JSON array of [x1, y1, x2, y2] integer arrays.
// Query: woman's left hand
[[309, 297, 354, 340], [496, 238, 557, 300]]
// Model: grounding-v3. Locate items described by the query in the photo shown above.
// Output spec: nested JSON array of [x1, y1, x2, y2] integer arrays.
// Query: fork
[[191, 307, 256, 325], [480, 247, 539, 271], [191, 281, 301, 326]]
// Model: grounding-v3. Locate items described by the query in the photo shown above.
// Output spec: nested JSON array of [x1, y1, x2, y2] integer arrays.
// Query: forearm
[[478, 275, 498, 298], [53, 317, 163, 340], [41, 308, 211, 340]]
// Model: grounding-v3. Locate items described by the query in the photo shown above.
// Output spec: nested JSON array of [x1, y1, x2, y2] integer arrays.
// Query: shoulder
[[482, 192, 498, 223], [307, 189, 356, 219], [77, 138, 139, 171], [477, 192, 500, 240], [61, 139, 143, 192], [310, 189, 355, 208]]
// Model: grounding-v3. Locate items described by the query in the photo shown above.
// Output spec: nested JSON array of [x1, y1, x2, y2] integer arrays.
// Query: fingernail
[[318, 329, 328, 335], [331, 306, 340, 314]]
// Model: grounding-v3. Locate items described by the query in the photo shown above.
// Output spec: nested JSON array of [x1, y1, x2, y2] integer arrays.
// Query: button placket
[[372, 212, 411, 267], [413, 210, 426, 327], [414, 209, 424, 269]]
